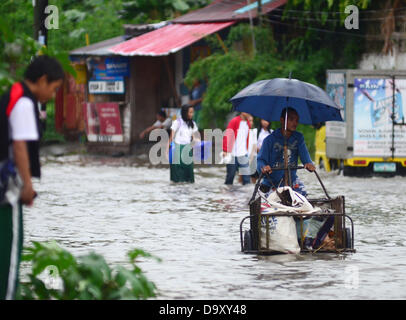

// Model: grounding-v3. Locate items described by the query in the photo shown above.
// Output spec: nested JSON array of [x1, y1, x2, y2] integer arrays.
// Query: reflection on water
[[23, 156, 406, 299]]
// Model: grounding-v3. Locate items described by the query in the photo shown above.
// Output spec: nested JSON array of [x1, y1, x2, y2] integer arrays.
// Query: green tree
[[119, 0, 210, 22], [183, 0, 374, 156], [185, 0, 375, 129]]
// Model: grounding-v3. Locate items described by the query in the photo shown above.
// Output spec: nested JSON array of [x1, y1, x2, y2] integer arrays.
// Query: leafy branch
[[17, 241, 160, 300]]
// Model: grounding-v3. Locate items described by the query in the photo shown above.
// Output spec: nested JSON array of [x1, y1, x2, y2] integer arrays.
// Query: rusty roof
[[173, 0, 287, 23], [110, 22, 235, 56]]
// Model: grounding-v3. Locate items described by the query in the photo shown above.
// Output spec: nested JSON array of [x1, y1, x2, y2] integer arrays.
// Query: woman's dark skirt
[[170, 143, 194, 183]]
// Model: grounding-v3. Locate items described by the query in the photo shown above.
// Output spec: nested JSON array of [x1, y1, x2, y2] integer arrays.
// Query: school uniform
[[170, 118, 198, 183], [0, 82, 41, 300]]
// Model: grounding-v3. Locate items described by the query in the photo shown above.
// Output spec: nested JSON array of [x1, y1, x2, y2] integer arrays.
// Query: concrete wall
[[359, 47, 406, 70]]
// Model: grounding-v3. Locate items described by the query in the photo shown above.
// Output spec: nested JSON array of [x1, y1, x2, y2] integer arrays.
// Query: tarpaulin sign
[[83, 102, 123, 142], [326, 71, 346, 139], [90, 58, 108, 79], [105, 57, 130, 77], [353, 78, 406, 157]]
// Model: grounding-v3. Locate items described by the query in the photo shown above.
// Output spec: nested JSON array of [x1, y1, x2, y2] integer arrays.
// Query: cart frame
[[240, 169, 356, 255]]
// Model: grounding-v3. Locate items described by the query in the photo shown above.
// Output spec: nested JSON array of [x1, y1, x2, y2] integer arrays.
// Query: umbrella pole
[[283, 138, 289, 186], [283, 105, 290, 187]]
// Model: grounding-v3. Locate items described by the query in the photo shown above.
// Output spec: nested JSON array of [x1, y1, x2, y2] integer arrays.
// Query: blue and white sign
[[353, 78, 406, 157], [105, 57, 130, 77]]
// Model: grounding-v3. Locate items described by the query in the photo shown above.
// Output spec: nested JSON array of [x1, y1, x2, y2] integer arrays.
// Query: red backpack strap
[[6, 82, 24, 117]]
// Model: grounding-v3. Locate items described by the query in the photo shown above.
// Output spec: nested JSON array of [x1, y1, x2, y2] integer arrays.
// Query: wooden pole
[[257, 0, 263, 26], [164, 56, 181, 108], [34, 0, 49, 129], [34, 0, 48, 46]]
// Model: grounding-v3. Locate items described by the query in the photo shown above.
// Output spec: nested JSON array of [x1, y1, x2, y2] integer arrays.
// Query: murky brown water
[[23, 154, 406, 299]]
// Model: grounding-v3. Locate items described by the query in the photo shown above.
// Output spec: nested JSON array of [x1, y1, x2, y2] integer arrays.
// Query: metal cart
[[240, 167, 355, 255]]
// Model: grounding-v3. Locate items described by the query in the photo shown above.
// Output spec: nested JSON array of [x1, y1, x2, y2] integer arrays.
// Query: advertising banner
[[353, 78, 406, 157], [88, 57, 127, 94], [105, 57, 130, 77], [326, 71, 346, 139], [83, 102, 123, 142]]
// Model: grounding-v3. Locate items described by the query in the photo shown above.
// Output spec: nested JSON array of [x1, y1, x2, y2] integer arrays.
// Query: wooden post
[[257, 0, 263, 26], [34, 0, 48, 46], [164, 56, 181, 108]]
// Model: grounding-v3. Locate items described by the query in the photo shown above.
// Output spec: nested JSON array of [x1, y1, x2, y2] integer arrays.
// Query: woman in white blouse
[[167, 105, 199, 183], [257, 119, 272, 153]]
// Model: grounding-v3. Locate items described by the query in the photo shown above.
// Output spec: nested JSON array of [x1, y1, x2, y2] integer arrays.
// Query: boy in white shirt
[[139, 110, 172, 139], [222, 112, 252, 185], [0, 55, 64, 300]]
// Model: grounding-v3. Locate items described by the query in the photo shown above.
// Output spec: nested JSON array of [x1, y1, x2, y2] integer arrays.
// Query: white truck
[[315, 69, 406, 176]]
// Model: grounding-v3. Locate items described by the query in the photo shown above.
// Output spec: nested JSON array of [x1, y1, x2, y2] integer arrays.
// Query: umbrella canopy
[[229, 78, 343, 124]]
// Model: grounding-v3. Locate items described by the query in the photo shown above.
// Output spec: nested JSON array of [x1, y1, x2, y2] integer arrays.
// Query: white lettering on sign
[[88, 80, 124, 94]]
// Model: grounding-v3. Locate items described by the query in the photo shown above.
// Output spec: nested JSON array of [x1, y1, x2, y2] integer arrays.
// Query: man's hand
[[304, 163, 316, 172], [13, 140, 36, 206], [261, 165, 272, 174], [20, 183, 36, 206]]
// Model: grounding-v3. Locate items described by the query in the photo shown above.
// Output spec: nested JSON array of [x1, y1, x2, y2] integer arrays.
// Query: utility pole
[[247, 0, 256, 55], [257, 0, 262, 26], [33, 0, 49, 131], [33, 0, 49, 46]]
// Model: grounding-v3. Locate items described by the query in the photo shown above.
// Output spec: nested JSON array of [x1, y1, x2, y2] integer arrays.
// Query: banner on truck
[[326, 72, 346, 139], [353, 78, 406, 157]]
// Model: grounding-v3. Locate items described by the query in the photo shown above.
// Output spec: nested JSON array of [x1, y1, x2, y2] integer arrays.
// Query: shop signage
[[105, 57, 130, 77], [88, 77, 125, 94], [83, 102, 123, 142]]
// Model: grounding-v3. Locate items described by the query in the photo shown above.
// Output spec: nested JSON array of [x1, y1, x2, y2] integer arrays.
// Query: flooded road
[[23, 154, 406, 299]]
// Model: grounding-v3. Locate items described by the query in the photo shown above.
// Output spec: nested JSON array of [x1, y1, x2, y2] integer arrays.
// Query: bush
[[17, 241, 160, 300]]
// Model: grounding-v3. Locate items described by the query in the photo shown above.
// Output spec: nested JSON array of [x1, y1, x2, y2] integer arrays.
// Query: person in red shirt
[[222, 112, 252, 185]]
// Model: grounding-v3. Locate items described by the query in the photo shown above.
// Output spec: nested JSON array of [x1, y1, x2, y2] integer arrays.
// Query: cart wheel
[[344, 227, 352, 249], [243, 230, 253, 251]]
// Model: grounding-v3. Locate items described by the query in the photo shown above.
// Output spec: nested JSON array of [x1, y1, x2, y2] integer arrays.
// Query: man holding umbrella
[[257, 107, 315, 196], [229, 77, 343, 196]]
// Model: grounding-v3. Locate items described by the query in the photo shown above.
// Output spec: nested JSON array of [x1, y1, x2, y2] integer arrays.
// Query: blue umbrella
[[230, 77, 343, 187], [229, 78, 343, 124]]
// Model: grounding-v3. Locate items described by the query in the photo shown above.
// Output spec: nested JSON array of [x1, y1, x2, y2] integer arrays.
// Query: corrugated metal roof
[[70, 22, 170, 56], [70, 36, 127, 56], [173, 0, 287, 23], [109, 22, 235, 56]]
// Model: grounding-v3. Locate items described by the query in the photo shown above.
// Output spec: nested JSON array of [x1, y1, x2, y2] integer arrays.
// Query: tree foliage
[[119, 0, 210, 22], [184, 0, 374, 156], [18, 241, 160, 300], [185, 24, 333, 130], [0, 0, 211, 91]]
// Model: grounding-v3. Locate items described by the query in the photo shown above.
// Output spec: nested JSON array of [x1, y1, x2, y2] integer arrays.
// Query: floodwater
[[23, 154, 406, 300]]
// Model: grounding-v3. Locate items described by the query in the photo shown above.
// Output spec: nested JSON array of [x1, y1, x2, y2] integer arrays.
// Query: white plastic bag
[[259, 186, 320, 254], [261, 186, 321, 214], [260, 215, 300, 254]]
